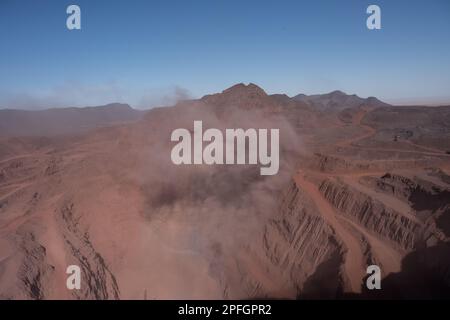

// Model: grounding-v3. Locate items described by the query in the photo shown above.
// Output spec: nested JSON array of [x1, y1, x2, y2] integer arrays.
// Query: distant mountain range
[[0, 103, 144, 137], [0, 85, 391, 137], [292, 90, 390, 111]]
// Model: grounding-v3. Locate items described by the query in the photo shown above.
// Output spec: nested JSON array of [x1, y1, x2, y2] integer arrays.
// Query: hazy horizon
[[1, 84, 450, 111]]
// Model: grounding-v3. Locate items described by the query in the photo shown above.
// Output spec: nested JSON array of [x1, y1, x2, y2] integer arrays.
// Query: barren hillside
[[0, 84, 449, 299]]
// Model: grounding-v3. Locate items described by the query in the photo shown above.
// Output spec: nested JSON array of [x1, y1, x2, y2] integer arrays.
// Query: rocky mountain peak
[[221, 83, 267, 97], [200, 83, 274, 110]]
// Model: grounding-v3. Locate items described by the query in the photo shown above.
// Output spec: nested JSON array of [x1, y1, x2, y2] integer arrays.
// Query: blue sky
[[1, 0, 450, 108]]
